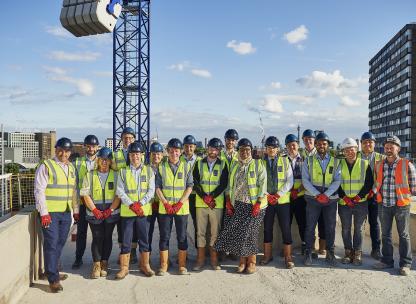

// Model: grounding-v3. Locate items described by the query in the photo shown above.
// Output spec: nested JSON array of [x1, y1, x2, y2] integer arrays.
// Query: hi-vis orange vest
[[374, 159, 411, 206]]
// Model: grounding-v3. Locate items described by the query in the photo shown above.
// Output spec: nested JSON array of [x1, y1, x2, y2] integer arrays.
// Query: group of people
[[34, 127, 415, 293]]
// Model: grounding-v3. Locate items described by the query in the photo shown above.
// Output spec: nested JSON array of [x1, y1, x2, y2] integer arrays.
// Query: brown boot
[[157, 250, 169, 276], [91, 261, 101, 279], [246, 255, 257, 274], [140, 252, 155, 277], [209, 247, 221, 270], [178, 250, 188, 275], [49, 281, 63, 293], [260, 243, 273, 265], [319, 239, 327, 255], [352, 250, 362, 266], [341, 249, 353, 264], [100, 260, 108, 277], [193, 247, 206, 271], [115, 253, 130, 280], [283, 244, 295, 269], [236, 257, 247, 273]]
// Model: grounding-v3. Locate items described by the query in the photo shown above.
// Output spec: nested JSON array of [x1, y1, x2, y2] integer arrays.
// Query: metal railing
[[0, 174, 12, 217], [0, 173, 35, 218]]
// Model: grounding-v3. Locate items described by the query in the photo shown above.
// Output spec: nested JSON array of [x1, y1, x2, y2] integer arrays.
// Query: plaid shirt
[[380, 158, 416, 207]]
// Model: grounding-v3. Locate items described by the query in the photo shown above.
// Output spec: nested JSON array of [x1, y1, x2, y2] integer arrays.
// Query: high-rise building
[[105, 138, 114, 150], [8, 132, 39, 163], [369, 23, 415, 158], [35, 131, 56, 161]]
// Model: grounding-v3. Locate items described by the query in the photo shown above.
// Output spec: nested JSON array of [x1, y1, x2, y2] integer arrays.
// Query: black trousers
[[189, 194, 197, 248], [263, 203, 292, 245], [367, 198, 381, 250], [89, 221, 116, 262], [290, 196, 306, 243], [75, 204, 88, 260], [121, 216, 151, 254]]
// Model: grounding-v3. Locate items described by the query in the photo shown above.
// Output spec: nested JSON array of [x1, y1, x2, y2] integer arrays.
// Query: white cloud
[[339, 96, 361, 107], [45, 26, 73, 38], [43, 66, 94, 96], [168, 61, 191, 72], [283, 25, 309, 47], [261, 95, 284, 113], [93, 71, 113, 77], [270, 82, 282, 89], [293, 111, 309, 117], [226, 40, 257, 55], [49, 51, 101, 62], [191, 69, 212, 79]]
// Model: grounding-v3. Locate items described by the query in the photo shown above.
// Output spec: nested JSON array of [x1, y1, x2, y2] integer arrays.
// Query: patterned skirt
[[214, 201, 266, 257]]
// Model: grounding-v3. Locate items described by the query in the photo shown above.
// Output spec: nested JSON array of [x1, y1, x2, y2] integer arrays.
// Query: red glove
[[290, 189, 299, 200], [367, 190, 374, 199], [102, 208, 112, 219], [130, 202, 144, 217], [316, 194, 329, 204], [267, 194, 277, 206], [172, 201, 183, 214], [352, 195, 361, 203], [203, 195, 213, 205], [73, 213, 80, 223], [226, 197, 234, 216], [343, 196, 355, 208], [41, 214, 52, 228], [251, 202, 261, 217], [152, 201, 159, 211], [92, 208, 104, 220], [163, 202, 174, 215]]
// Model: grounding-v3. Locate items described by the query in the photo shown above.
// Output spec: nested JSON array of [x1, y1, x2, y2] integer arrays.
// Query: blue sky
[[1, 0, 415, 146]]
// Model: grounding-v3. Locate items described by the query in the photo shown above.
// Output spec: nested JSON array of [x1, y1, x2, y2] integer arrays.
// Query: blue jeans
[[379, 205, 412, 267], [158, 214, 188, 251], [120, 216, 151, 254], [148, 211, 159, 252], [367, 198, 381, 250], [75, 204, 88, 260], [264, 203, 292, 244], [338, 202, 368, 251], [42, 212, 72, 283]]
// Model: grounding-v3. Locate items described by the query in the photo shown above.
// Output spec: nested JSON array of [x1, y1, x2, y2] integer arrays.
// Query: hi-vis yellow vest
[[180, 154, 201, 195], [119, 165, 152, 217], [158, 159, 190, 215], [262, 157, 291, 204], [229, 159, 267, 209], [85, 169, 119, 216], [339, 159, 368, 205], [290, 156, 305, 197], [306, 154, 339, 198], [220, 150, 238, 170], [44, 159, 76, 212], [195, 159, 225, 208], [113, 149, 128, 171], [74, 156, 90, 188]]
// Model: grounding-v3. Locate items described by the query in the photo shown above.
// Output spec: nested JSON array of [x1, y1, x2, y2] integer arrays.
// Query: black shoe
[[304, 250, 313, 266], [311, 251, 318, 259], [325, 250, 337, 267], [72, 259, 83, 269], [130, 249, 138, 264], [301, 243, 306, 255], [371, 249, 381, 261]]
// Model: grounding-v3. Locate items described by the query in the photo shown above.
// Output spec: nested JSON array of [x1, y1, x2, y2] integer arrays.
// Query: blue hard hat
[[167, 138, 183, 149], [361, 131, 376, 142], [302, 129, 315, 138], [224, 129, 239, 140], [316, 132, 330, 142], [265, 136, 280, 147], [237, 138, 253, 149], [208, 138, 223, 149], [122, 127, 135, 137], [84, 134, 99, 145], [97, 147, 113, 159], [183, 135, 196, 145], [128, 141, 144, 153], [55, 137, 73, 150], [150, 142, 164, 153], [285, 134, 298, 145]]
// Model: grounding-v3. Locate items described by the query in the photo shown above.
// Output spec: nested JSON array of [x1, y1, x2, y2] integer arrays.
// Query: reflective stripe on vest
[[375, 159, 411, 206], [339, 158, 368, 205], [114, 150, 128, 171], [262, 157, 291, 204], [44, 159, 76, 212], [308, 155, 339, 188], [195, 159, 225, 208], [119, 165, 152, 217], [158, 160, 190, 215], [220, 150, 238, 170], [74, 157, 89, 188], [229, 159, 267, 208]]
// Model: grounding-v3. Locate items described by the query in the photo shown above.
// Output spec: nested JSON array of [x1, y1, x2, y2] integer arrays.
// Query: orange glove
[[343, 196, 354, 208], [102, 208, 112, 219], [163, 202, 174, 215], [41, 214, 52, 228], [92, 208, 104, 220], [251, 202, 261, 217], [316, 194, 329, 204], [130, 202, 144, 216], [352, 195, 361, 203], [172, 201, 183, 214]]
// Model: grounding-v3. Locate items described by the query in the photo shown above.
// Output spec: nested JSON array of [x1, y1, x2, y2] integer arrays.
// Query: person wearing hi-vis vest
[[337, 138, 373, 266], [372, 135, 416, 276], [115, 141, 155, 279], [155, 138, 194, 276], [34, 137, 78, 293], [259, 136, 294, 269], [80, 147, 121, 279], [220, 129, 239, 170], [285, 134, 307, 255], [72, 134, 99, 270], [192, 138, 228, 271], [180, 135, 201, 248], [214, 138, 267, 274], [302, 132, 341, 267], [358, 131, 384, 260]]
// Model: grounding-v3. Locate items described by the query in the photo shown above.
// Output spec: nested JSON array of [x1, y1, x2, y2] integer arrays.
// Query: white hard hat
[[341, 138, 358, 150]]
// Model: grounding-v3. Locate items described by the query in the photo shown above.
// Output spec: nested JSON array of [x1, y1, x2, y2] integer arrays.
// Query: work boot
[[260, 243, 273, 265], [352, 250, 362, 266], [372, 261, 394, 270], [319, 239, 327, 255], [72, 258, 83, 269], [140, 252, 155, 277], [283, 244, 295, 269], [210, 247, 221, 270], [371, 248, 381, 260], [399, 266, 411, 276], [115, 253, 130, 280], [49, 281, 63, 293], [157, 250, 169, 276], [178, 250, 188, 275], [304, 250, 313, 266], [236, 257, 247, 273], [91, 262, 101, 279], [130, 248, 138, 264], [100, 260, 108, 277], [193, 247, 206, 271], [246, 255, 257, 274], [325, 249, 337, 267], [341, 249, 353, 264]]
